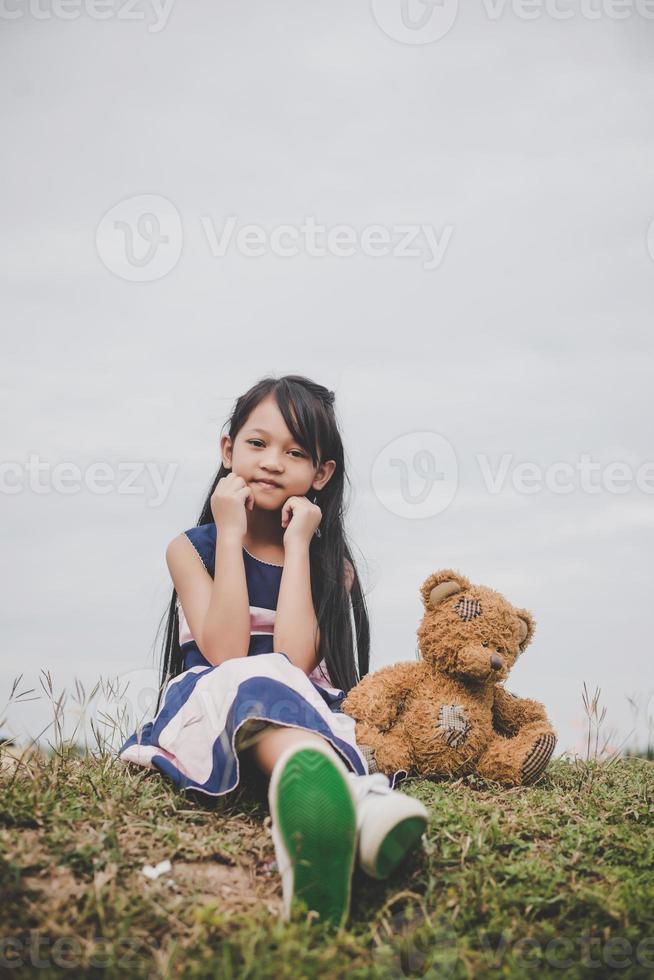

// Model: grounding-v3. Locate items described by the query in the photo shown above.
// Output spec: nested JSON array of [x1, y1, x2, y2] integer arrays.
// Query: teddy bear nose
[[490, 654, 503, 671]]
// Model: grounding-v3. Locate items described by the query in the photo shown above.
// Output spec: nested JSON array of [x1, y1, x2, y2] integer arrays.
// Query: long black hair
[[152, 374, 370, 713]]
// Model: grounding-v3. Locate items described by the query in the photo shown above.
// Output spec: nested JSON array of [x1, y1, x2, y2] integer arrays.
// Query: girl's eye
[[247, 440, 305, 459]]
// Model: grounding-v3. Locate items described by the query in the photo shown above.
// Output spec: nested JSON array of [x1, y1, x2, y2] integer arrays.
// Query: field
[[1, 741, 653, 979]]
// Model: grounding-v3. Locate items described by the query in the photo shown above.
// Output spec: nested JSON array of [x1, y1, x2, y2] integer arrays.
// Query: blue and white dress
[[117, 522, 390, 801]]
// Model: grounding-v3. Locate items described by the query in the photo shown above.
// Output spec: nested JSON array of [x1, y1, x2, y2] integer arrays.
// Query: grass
[[1, 677, 653, 978]]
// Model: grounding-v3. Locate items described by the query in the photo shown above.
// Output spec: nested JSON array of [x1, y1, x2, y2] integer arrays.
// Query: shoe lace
[[347, 772, 391, 804]]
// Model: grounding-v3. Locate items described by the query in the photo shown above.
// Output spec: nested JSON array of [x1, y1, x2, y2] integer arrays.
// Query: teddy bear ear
[[515, 608, 536, 650], [420, 569, 471, 610]]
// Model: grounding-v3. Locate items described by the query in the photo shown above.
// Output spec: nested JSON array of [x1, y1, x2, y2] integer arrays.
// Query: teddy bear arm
[[353, 721, 414, 775], [341, 662, 418, 732], [492, 686, 549, 736]]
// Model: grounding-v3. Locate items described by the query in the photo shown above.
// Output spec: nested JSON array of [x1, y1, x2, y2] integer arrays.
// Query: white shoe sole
[[358, 793, 429, 880]]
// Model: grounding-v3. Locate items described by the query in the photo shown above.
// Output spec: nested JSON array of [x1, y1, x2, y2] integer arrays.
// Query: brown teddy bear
[[342, 569, 557, 787]]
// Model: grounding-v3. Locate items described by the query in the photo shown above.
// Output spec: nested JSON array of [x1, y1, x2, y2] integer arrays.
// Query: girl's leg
[[243, 724, 335, 780]]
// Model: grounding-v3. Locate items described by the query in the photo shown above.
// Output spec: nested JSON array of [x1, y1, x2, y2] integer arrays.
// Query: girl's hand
[[281, 495, 321, 549], [210, 473, 254, 539]]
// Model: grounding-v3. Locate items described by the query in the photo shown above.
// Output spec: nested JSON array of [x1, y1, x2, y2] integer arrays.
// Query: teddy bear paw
[[520, 731, 557, 784]]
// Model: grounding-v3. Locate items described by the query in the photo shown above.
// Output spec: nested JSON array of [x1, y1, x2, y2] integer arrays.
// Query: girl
[[118, 374, 428, 928]]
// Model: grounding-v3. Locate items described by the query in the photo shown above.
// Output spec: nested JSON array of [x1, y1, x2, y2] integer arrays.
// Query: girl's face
[[221, 394, 335, 507]]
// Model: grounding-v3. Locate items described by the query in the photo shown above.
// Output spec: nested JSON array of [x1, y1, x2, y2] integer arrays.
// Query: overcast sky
[[2, 1, 653, 760]]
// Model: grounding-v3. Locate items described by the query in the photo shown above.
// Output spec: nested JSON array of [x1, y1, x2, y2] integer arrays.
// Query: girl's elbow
[[201, 645, 248, 667], [275, 646, 319, 676], [199, 630, 249, 665]]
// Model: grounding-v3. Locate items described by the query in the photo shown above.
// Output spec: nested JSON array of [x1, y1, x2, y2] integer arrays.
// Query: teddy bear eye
[[454, 597, 482, 621]]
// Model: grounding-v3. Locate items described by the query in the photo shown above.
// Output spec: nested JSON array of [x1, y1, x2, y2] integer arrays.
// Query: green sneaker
[[268, 739, 358, 928]]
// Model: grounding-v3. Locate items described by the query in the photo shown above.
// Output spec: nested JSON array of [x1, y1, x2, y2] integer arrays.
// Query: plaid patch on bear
[[454, 597, 482, 621], [358, 743, 379, 774], [437, 704, 472, 748]]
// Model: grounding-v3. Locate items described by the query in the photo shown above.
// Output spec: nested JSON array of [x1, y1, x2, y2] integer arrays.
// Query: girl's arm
[[273, 539, 318, 674], [273, 549, 354, 675], [166, 530, 251, 666], [201, 531, 252, 664]]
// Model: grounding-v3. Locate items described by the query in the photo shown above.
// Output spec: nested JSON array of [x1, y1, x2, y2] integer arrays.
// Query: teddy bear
[[342, 569, 557, 787]]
